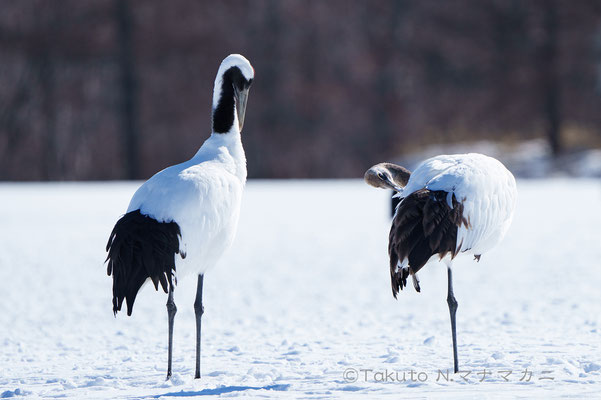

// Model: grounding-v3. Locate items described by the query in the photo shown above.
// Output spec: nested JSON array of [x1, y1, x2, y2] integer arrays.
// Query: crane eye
[[378, 172, 386, 180]]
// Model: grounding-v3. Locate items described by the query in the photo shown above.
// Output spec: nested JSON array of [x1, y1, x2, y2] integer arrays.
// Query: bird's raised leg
[[446, 266, 459, 373], [166, 285, 177, 380], [194, 274, 205, 379]]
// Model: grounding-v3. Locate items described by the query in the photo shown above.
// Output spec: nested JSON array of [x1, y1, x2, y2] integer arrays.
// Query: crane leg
[[446, 266, 459, 373], [194, 274, 205, 379], [166, 285, 177, 380]]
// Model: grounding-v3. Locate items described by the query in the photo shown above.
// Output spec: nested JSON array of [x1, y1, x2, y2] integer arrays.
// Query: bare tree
[[539, 0, 561, 156], [116, 0, 139, 179]]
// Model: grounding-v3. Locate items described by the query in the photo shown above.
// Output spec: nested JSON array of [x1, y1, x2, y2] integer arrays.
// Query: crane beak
[[234, 86, 249, 132], [383, 175, 403, 192]]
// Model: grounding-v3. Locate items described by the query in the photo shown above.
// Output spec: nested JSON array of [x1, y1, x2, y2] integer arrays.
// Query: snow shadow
[[150, 384, 290, 397]]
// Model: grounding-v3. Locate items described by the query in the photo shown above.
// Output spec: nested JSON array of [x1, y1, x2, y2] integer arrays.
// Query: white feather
[[127, 133, 246, 278], [126, 55, 253, 278], [401, 153, 517, 259]]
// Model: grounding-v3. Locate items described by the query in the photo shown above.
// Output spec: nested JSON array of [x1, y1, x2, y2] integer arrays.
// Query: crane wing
[[423, 154, 517, 255]]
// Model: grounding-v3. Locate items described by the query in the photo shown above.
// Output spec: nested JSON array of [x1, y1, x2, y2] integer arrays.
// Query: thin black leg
[[166, 285, 177, 380], [194, 274, 205, 379], [446, 266, 459, 373]]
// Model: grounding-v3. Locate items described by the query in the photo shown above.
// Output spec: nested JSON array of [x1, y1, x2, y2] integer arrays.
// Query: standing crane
[[364, 154, 517, 372], [106, 54, 254, 380]]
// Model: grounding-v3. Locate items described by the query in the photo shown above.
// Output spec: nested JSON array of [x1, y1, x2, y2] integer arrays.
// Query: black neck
[[212, 69, 236, 134]]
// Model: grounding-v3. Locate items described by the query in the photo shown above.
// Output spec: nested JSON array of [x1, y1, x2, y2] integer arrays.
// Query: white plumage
[[106, 54, 254, 380], [398, 153, 516, 261], [127, 128, 247, 278], [127, 55, 253, 278]]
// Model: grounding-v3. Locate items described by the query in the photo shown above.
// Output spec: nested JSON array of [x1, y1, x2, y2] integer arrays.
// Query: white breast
[[127, 133, 247, 277]]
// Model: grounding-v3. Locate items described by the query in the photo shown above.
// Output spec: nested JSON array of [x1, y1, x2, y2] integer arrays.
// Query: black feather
[[389, 189, 466, 297], [105, 210, 183, 316]]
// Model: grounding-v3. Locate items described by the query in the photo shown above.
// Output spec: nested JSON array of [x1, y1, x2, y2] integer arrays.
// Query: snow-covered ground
[[1, 179, 600, 399]]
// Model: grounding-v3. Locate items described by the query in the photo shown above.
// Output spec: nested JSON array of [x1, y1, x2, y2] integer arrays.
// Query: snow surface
[[1, 179, 600, 399]]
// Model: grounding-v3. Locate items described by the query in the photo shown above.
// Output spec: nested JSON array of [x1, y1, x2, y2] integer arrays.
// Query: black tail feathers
[[106, 210, 184, 316], [389, 261, 411, 298], [388, 189, 466, 298]]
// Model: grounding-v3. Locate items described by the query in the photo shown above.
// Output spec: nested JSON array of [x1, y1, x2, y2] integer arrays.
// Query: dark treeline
[[1, 0, 600, 180]]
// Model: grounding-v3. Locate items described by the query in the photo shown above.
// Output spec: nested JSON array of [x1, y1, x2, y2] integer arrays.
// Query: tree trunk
[[116, 0, 139, 179], [540, 0, 561, 157]]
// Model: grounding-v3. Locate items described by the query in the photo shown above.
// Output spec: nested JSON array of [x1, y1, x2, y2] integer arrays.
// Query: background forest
[[1, 0, 601, 180]]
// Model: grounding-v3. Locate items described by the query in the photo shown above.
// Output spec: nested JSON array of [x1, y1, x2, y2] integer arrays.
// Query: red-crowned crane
[[364, 154, 517, 373], [106, 54, 254, 380]]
